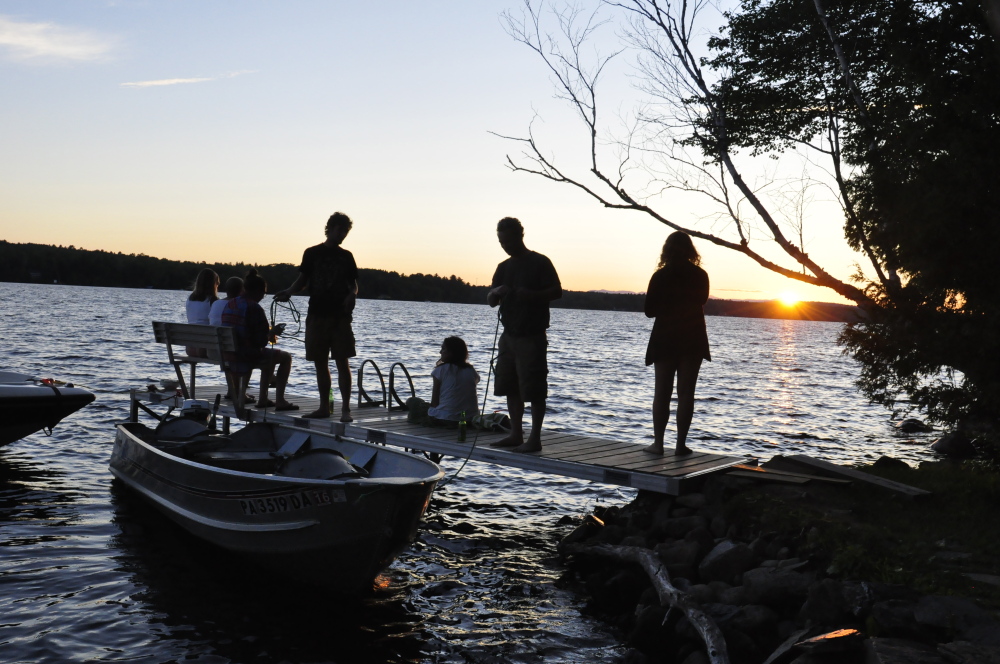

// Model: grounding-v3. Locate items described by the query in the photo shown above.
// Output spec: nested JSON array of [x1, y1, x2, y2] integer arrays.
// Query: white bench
[[152, 321, 237, 399]]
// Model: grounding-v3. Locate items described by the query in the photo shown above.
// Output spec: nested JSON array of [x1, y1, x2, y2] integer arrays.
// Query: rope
[[269, 297, 304, 345], [437, 302, 503, 488]]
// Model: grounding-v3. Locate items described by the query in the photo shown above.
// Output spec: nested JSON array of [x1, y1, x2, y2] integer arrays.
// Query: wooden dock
[[135, 386, 753, 496]]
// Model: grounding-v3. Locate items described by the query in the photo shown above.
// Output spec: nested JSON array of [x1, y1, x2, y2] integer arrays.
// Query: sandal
[[255, 399, 276, 409]]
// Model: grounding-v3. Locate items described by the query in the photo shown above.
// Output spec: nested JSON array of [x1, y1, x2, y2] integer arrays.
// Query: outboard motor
[[179, 399, 212, 426]]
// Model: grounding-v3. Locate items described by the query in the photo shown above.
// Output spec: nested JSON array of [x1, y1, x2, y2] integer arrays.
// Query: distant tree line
[[0, 240, 858, 321]]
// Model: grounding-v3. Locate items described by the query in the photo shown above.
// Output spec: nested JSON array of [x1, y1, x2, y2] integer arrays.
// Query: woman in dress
[[643, 231, 710, 455]]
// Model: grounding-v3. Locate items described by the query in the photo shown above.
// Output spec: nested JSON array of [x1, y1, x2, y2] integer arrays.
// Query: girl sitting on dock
[[185, 268, 219, 357], [407, 336, 480, 426]]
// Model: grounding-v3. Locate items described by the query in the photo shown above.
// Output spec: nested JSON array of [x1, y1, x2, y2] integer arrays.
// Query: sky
[[0, 1, 863, 303]]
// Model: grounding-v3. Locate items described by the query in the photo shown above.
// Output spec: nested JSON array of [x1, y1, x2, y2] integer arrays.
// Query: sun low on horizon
[[778, 291, 802, 307]]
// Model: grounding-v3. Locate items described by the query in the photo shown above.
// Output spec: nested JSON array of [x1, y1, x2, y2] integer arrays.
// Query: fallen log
[[562, 542, 730, 664]]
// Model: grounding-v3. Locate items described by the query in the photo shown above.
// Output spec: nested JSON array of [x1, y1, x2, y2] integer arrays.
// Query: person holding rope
[[273, 212, 358, 422], [487, 217, 561, 453]]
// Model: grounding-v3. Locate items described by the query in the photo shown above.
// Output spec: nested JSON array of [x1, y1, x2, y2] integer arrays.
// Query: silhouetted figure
[[185, 268, 219, 357], [406, 336, 481, 426], [210, 276, 249, 402], [487, 217, 562, 453], [274, 212, 358, 422], [221, 269, 295, 412], [643, 231, 711, 455]]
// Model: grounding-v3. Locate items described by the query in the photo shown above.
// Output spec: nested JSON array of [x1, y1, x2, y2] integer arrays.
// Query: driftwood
[[563, 543, 730, 664]]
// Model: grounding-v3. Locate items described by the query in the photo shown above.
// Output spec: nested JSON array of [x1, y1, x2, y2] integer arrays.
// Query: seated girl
[[185, 268, 218, 357], [407, 336, 480, 426]]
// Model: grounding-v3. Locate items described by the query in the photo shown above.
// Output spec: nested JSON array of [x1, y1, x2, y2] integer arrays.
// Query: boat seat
[[191, 450, 278, 473], [274, 431, 310, 458], [348, 447, 378, 471]]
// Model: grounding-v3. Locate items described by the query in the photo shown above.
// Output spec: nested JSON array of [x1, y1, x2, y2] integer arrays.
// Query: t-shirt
[[299, 243, 359, 317], [220, 296, 269, 370], [186, 297, 214, 325], [208, 298, 230, 327], [428, 363, 480, 421], [490, 250, 561, 336]]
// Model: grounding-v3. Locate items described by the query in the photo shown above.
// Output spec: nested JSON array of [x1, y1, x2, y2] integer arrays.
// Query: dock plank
[[135, 387, 752, 496]]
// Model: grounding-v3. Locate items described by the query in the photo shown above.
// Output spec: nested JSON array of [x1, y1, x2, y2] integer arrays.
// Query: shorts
[[305, 314, 356, 361], [229, 347, 282, 376], [493, 331, 548, 402]]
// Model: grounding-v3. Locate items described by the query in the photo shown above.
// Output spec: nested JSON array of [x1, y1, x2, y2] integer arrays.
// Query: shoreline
[[555, 456, 1000, 664]]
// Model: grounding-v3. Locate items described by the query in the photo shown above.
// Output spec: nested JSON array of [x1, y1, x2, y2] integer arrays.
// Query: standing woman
[[643, 231, 711, 455], [185, 268, 219, 357]]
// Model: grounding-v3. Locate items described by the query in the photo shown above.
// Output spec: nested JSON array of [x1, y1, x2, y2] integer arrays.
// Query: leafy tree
[[501, 0, 1000, 433]]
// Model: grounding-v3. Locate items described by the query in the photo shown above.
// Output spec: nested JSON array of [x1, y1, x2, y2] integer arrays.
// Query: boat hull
[[0, 382, 95, 447], [110, 422, 441, 593]]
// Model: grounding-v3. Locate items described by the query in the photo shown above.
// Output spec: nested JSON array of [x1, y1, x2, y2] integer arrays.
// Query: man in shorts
[[487, 217, 562, 453], [274, 212, 358, 421]]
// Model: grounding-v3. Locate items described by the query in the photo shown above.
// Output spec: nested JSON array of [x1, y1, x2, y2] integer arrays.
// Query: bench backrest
[[152, 321, 238, 356]]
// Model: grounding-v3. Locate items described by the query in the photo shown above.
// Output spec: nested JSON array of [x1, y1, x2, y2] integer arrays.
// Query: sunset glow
[[778, 291, 801, 306]]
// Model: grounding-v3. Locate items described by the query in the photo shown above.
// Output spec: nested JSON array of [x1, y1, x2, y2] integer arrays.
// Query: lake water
[[0, 283, 938, 664]]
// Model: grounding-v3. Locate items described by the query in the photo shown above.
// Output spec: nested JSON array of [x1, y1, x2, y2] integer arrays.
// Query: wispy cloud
[[121, 70, 257, 88], [0, 15, 113, 62]]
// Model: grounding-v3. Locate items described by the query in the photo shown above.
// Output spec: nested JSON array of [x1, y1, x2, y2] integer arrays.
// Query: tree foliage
[[502, 0, 1000, 431], [708, 0, 1000, 427]]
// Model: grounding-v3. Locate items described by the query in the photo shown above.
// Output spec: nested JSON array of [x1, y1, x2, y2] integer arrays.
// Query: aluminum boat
[[110, 411, 443, 593]]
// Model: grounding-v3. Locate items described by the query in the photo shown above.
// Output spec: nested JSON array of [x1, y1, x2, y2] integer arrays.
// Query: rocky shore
[[557, 458, 1000, 664]]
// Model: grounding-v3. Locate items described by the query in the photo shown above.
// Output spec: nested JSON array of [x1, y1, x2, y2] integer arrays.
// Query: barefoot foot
[[340, 409, 353, 423], [674, 445, 694, 456], [303, 409, 331, 419], [643, 442, 664, 454], [489, 434, 523, 448], [513, 440, 542, 453]]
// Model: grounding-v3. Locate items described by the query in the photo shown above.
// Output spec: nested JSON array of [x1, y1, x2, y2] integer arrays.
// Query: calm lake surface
[[0, 283, 938, 664]]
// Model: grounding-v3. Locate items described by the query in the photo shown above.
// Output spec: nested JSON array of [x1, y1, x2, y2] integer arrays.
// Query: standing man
[[487, 217, 562, 453], [274, 212, 358, 421]]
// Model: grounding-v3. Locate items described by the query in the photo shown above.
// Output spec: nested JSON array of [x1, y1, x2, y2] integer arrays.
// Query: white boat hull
[[0, 372, 95, 447]]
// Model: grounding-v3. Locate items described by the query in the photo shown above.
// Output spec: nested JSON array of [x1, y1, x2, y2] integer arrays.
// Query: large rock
[[930, 432, 977, 458], [801, 578, 852, 626], [743, 567, 814, 608], [676, 492, 707, 509], [841, 581, 876, 619], [685, 583, 716, 605], [719, 585, 747, 606], [937, 640, 1000, 663], [870, 600, 919, 638], [732, 604, 780, 636], [627, 603, 668, 649], [699, 540, 755, 583], [655, 539, 702, 567], [593, 524, 627, 545], [652, 515, 710, 540], [914, 595, 998, 640], [866, 637, 948, 664], [685, 527, 716, 558], [559, 515, 602, 548], [897, 418, 933, 433]]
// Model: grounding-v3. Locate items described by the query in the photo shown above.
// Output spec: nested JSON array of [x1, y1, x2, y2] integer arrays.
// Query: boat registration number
[[239, 489, 346, 516]]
